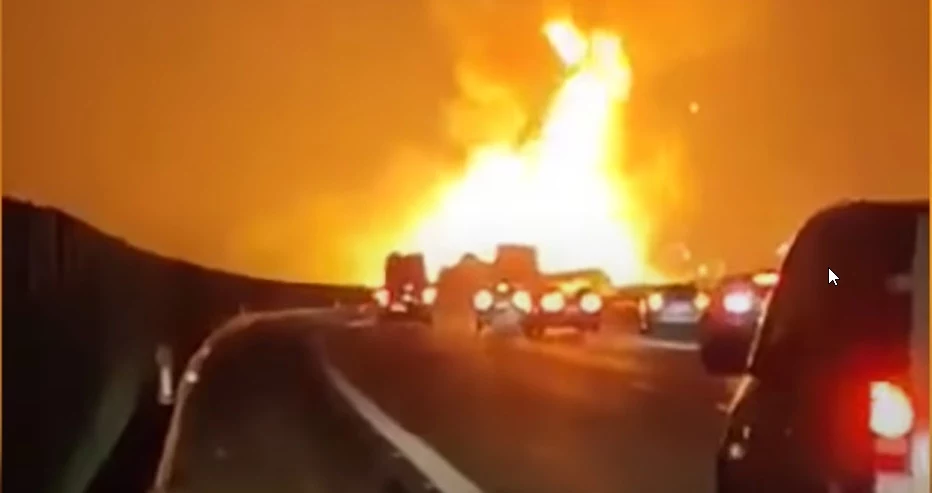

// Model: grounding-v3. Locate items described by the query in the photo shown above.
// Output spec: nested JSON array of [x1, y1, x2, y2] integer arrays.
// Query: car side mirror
[[697, 317, 754, 376]]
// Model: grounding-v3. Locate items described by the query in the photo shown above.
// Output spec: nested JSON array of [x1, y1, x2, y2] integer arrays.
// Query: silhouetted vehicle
[[638, 282, 708, 335], [697, 270, 779, 369], [523, 282, 604, 338], [435, 253, 494, 311], [472, 278, 534, 335], [372, 252, 435, 324], [703, 201, 929, 493], [492, 244, 541, 287]]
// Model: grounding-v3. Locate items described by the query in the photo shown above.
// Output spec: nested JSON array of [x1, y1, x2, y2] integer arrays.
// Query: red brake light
[[723, 290, 754, 314], [870, 381, 914, 439]]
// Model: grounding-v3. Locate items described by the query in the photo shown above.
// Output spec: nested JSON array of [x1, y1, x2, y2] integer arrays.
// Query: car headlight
[[541, 291, 565, 312], [473, 289, 494, 311], [373, 287, 390, 307], [647, 292, 664, 311], [512, 290, 532, 313], [723, 291, 754, 314], [580, 292, 602, 313], [421, 286, 437, 305], [693, 292, 711, 311]]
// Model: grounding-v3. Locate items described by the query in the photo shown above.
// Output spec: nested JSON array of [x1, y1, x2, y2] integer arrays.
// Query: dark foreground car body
[[706, 201, 929, 493]]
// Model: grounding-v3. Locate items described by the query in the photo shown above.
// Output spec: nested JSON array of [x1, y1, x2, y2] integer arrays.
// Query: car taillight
[[373, 288, 390, 307], [580, 292, 602, 313], [870, 381, 914, 439], [752, 272, 779, 288], [870, 381, 915, 473], [421, 286, 437, 305], [723, 291, 754, 314], [646, 292, 664, 311], [541, 292, 565, 312], [693, 292, 711, 311], [473, 289, 493, 311], [512, 290, 532, 313]]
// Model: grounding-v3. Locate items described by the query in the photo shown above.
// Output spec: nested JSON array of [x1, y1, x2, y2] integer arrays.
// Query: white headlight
[[541, 292, 565, 312], [580, 292, 602, 313], [421, 286, 437, 305], [512, 290, 532, 312], [373, 288, 390, 307], [473, 289, 494, 311]]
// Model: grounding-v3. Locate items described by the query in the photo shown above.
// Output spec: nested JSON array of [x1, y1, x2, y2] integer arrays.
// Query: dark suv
[[703, 201, 928, 493]]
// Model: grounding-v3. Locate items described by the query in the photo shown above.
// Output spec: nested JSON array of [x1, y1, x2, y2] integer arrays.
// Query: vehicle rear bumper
[[476, 306, 527, 329], [378, 305, 431, 323], [645, 312, 702, 326], [697, 322, 756, 346], [876, 431, 929, 493], [525, 311, 601, 331]]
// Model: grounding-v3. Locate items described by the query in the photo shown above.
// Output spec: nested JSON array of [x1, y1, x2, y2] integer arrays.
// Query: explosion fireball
[[405, 19, 652, 285]]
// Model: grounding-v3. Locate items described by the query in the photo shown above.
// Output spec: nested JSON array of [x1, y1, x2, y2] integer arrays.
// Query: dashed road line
[[346, 317, 376, 329], [323, 363, 485, 493], [630, 338, 700, 352]]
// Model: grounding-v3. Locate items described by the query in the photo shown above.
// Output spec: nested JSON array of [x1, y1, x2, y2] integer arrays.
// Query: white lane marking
[[635, 339, 699, 352], [347, 317, 376, 329], [323, 364, 485, 493], [715, 402, 729, 413]]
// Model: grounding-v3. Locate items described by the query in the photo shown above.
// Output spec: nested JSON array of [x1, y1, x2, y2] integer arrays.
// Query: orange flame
[[403, 19, 654, 285]]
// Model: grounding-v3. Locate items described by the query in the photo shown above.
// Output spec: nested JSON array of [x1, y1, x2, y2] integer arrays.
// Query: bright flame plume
[[405, 19, 652, 285]]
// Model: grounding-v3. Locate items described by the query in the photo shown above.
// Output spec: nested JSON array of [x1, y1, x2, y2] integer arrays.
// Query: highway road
[[167, 313, 735, 493]]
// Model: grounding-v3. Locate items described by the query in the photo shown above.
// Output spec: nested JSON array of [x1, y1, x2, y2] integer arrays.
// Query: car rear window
[[813, 206, 921, 346], [753, 203, 926, 375], [660, 284, 698, 298]]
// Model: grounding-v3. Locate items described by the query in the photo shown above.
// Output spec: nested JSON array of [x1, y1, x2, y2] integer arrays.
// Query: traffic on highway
[[159, 203, 929, 493], [5, 1, 930, 493]]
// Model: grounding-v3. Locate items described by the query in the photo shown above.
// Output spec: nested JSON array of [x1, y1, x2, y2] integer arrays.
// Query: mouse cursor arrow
[[828, 268, 839, 285]]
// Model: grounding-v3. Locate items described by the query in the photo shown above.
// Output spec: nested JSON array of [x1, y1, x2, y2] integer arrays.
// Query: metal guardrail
[[149, 306, 361, 492]]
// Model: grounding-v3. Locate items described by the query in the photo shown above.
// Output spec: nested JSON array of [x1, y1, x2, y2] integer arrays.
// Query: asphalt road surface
[[168, 314, 734, 493]]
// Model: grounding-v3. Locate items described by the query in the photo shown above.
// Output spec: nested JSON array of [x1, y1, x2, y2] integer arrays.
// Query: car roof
[[802, 200, 927, 228], [653, 282, 698, 294]]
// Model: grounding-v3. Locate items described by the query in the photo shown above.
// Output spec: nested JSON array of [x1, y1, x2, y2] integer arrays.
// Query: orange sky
[[4, 0, 929, 284]]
